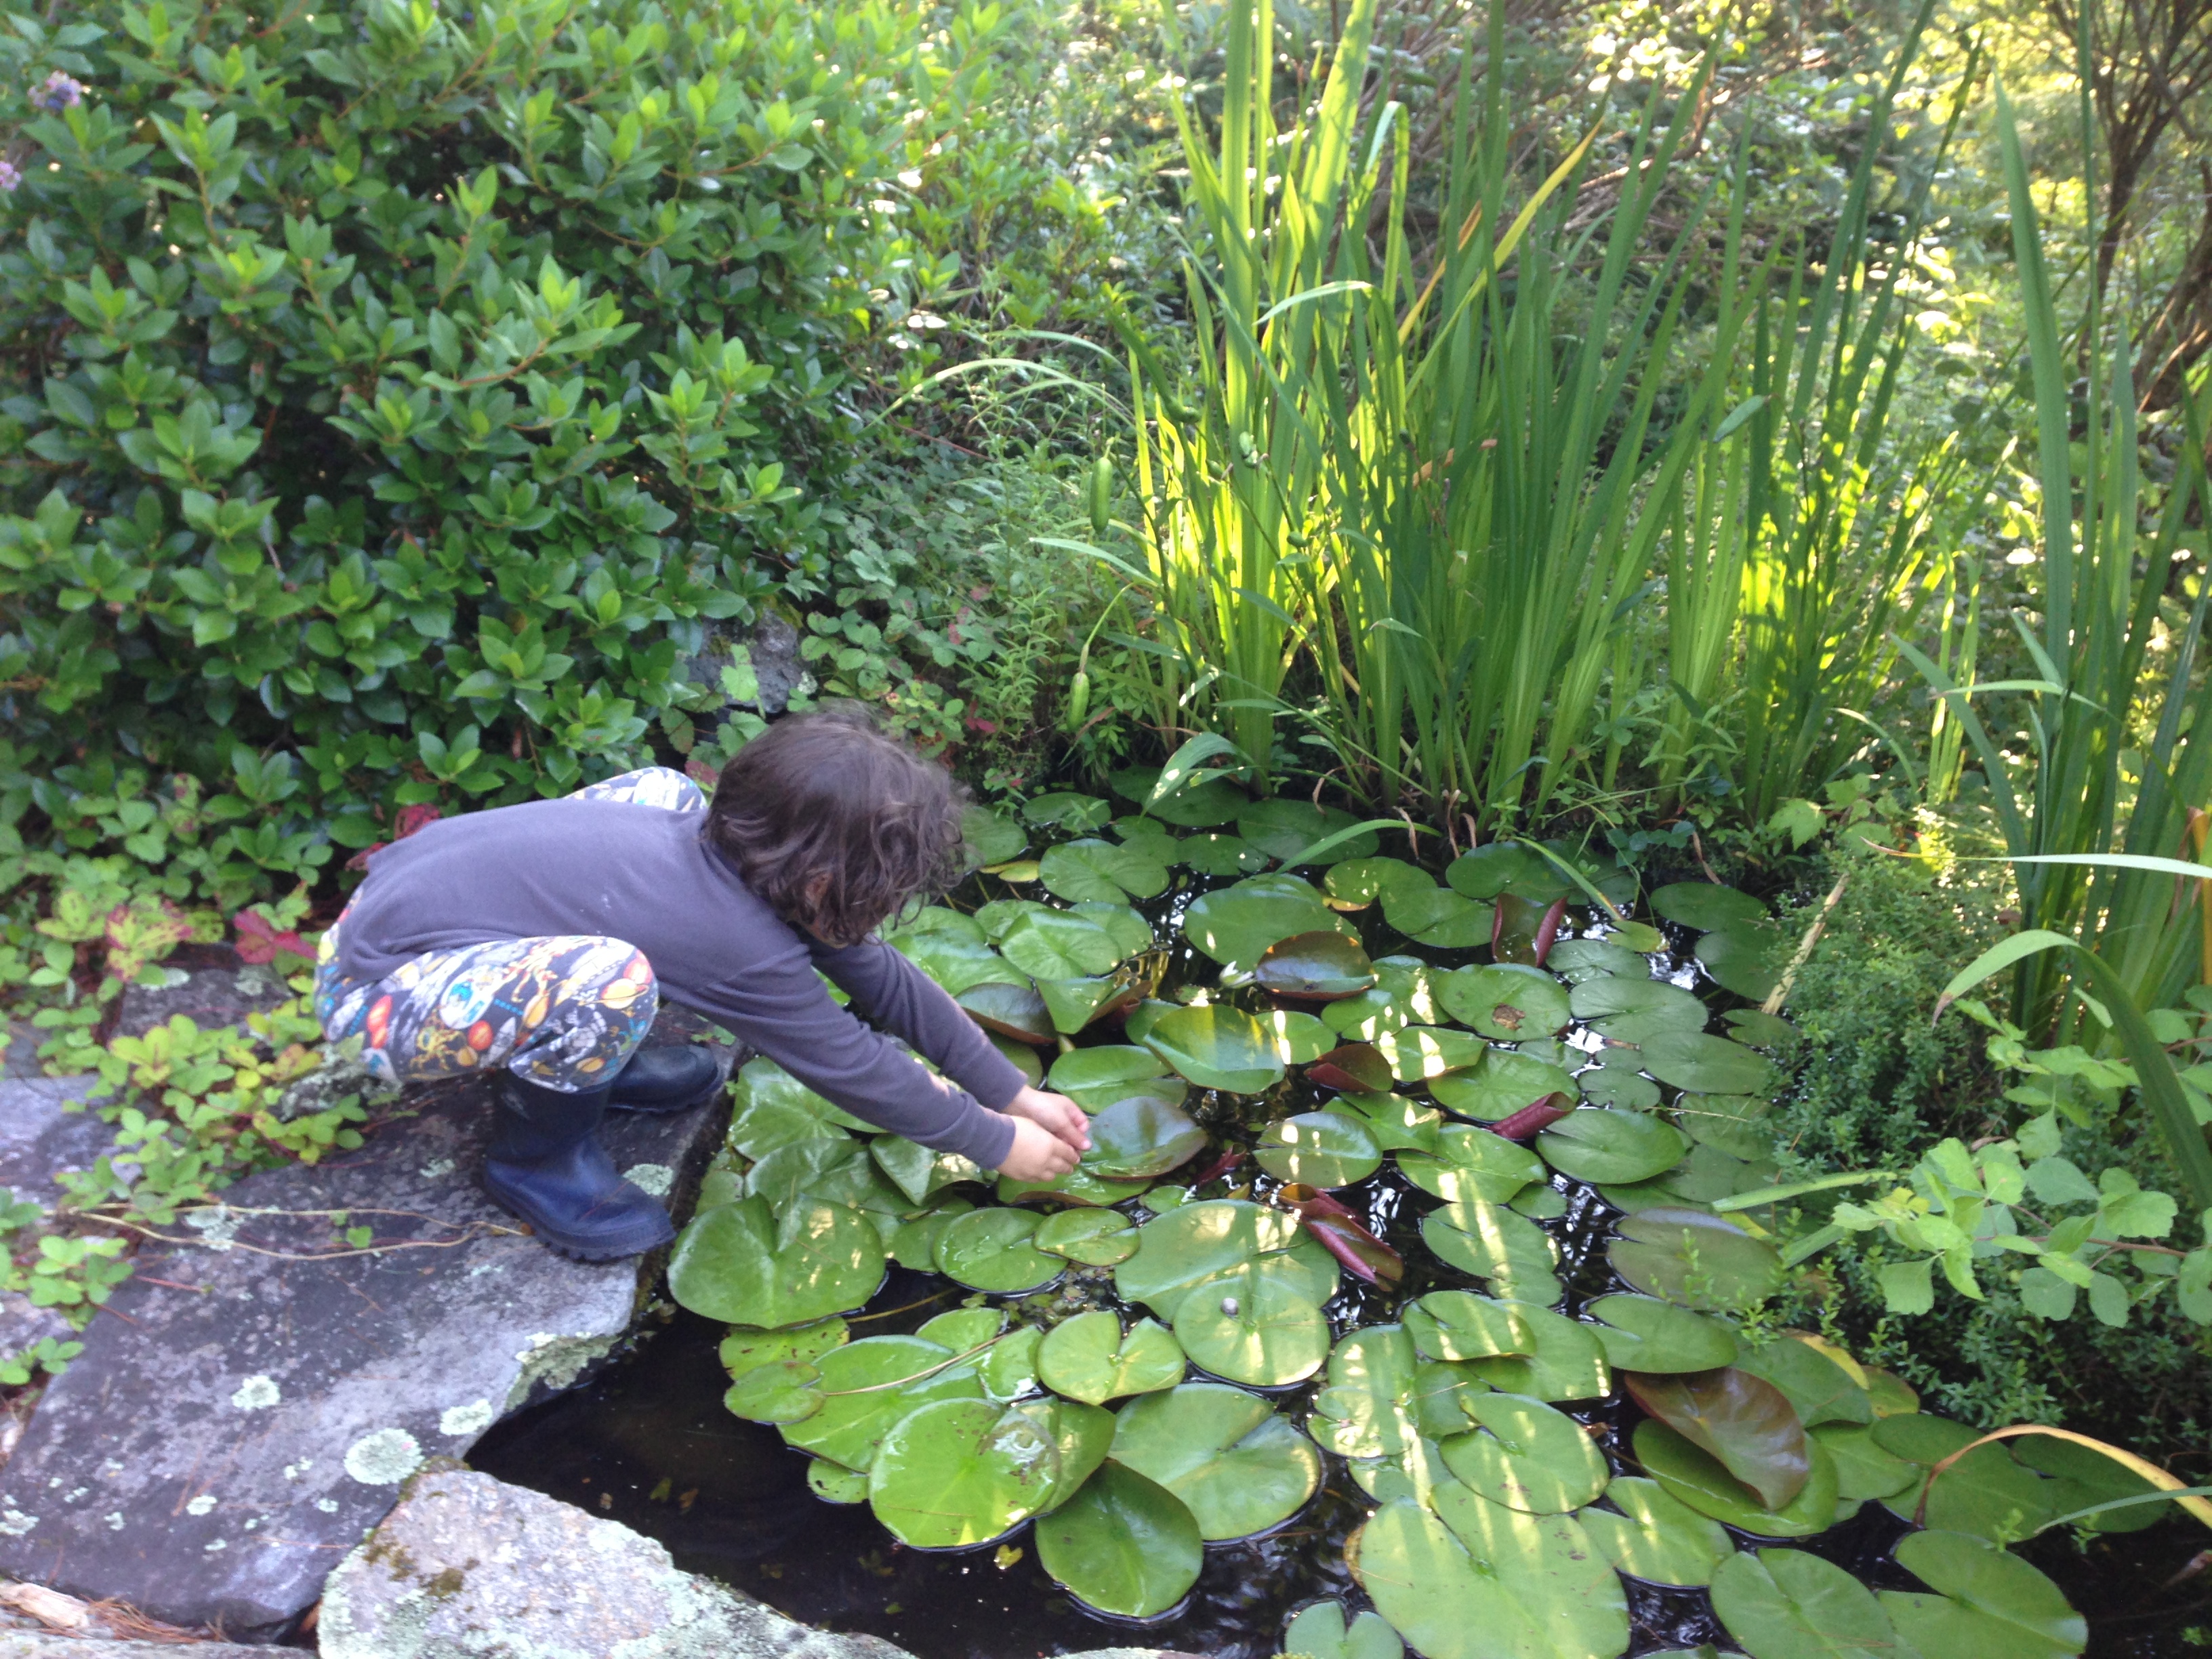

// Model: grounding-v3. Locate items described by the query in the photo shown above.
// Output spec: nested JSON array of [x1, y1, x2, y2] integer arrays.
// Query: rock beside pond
[[0, 1023, 731, 1641], [0, 1635, 276, 1659], [320, 1467, 904, 1659], [116, 960, 291, 1041]]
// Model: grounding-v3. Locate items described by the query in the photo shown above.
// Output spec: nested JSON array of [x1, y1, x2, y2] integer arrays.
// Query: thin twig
[[1762, 875, 1849, 1016]]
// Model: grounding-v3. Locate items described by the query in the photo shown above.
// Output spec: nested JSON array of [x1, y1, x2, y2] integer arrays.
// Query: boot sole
[[483, 1176, 675, 1262]]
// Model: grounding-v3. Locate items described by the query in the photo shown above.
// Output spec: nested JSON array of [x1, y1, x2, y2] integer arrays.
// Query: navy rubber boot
[[605, 1044, 722, 1115], [484, 1071, 675, 1262]]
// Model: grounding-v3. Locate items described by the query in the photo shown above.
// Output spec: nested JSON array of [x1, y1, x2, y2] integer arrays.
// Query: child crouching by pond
[[312, 706, 1091, 1259]]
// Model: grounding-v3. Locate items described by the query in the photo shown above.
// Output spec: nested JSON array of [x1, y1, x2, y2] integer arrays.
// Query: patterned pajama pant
[[313, 767, 708, 1093]]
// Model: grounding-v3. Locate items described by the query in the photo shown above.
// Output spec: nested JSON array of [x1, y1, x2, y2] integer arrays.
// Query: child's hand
[[1006, 1085, 1092, 1154], [997, 1115, 1083, 1182]]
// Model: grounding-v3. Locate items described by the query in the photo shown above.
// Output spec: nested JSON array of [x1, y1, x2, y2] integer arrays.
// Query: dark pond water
[[472, 861, 2212, 1658]]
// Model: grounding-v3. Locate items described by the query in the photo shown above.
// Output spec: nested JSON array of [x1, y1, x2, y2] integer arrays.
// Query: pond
[[471, 778, 2212, 1659]]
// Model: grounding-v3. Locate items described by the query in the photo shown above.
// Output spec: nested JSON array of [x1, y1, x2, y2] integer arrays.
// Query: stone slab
[[116, 963, 291, 1042], [0, 1636, 280, 1659], [319, 1468, 907, 1659], [0, 1026, 731, 1641], [0, 1075, 110, 1208]]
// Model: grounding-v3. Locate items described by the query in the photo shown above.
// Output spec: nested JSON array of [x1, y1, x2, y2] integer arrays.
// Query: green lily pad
[[1578, 1055, 1663, 1110], [1435, 963, 1572, 1040], [1872, 1415, 2059, 1542], [1308, 1324, 1423, 1459], [956, 979, 1054, 1044], [1697, 920, 1786, 1001], [1511, 1184, 1569, 1221], [1336, 1089, 1443, 1152], [963, 806, 1027, 867], [992, 1033, 1044, 1087], [1579, 1476, 1736, 1587], [1422, 1198, 1562, 1300], [1111, 1382, 1322, 1539], [1349, 1493, 1629, 1659], [1082, 1094, 1208, 1180], [1308, 1042, 1396, 1094], [1070, 900, 1155, 958], [1184, 875, 1361, 971], [996, 905, 1126, 979], [894, 926, 1030, 996], [724, 1359, 827, 1425], [1254, 1110, 1381, 1187], [1399, 1124, 1547, 1203], [1570, 975, 1708, 1034], [934, 1207, 1062, 1293], [1439, 1391, 1610, 1513], [1261, 1008, 1336, 1064], [1547, 939, 1650, 982], [1038, 976, 1139, 1035], [889, 1200, 972, 1270], [725, 1059, 869, 1157], [1811, 1423, 1918, 1501], [1048, 1043, 1174, 1105], [1601, 1143, 1780, 1214], [1536, 1107, 1691, 1185], [1381, 882, 1496, 947], [1282, 1599, 1405, 1659], [1143, 1004, 1288, 1093], [1882, 1529, 2087, 1659], [1035, 1460, 1203, 1618], [870, 1136, 975, 1206], [1650, 882, 1767, 931], [917, 1306, 1007, 1351], [1113, 1197, 1306, 1319], [997, 1166, 1154, 1207], [1412, 1359, 1495, 1439], [722, 1317, 848, 1384], [670, 1195, 884, 1328], [1463, 1301, 1609, 1401], [1325, 857, 1433, 905], [1111, 764, 1247, 826], [867, 1398, 1059, 1548], [1183, 832, 1273, 875], [1723, 1007, 1799, 1049], [1172, 1265, 1330, 1386], [1439, 844, 1547, 900], [745, 1136, 903, 1222], [1734, 1336, 1871, 1428], [1675, 1093, 1776, 1161], [1625, 1367, 1811, 1511], [1374, 1024, 1489, 1081], [1638, 1420, 1839, 1538], [1257, 930, 1378, 1000], [1239, 799, 1379, 863], [1610, 1206, 1784, 1313], [1639, 1031, 1780, 1095], [807, 1459, 867, 1503], [1711, 1547, 1900, 1659], [2016, 1433, 2171, 1532], [1040, 837, 1171, 903], [1037, 1310, 1186, 1404], [1322, 987, 1411, 1041], [1404, 1291, 1533, 1361], [1013, 1394, 1113, 1511], [1024, 790, 1111, 830], [781, 1334, 984, 1471], [1584, 1294, 1740, 1373], [1431, 1050, 1578, 1123], [1034, 1207, 1140, 1265]]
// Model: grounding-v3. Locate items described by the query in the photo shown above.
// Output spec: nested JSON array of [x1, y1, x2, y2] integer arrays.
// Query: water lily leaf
[[1254, 1110, 1381, 1187], [1537, 1107, 1690, 1185], [1584, 1294, 1739, 1373], [1675, 1093, 1776, 1161], [963, 808, 1025, 867], [1578, 1054, 1664, 1109], [1349, 1433, 1462, 1507], [1374, 1023, 1490, 1080], [1404, 1291, 1533, 1361], [1412, 1360, 1496, 1439], [1034, 1460, 1203, 1618], [1083, 1094, 1208, 1180], [1309, 1324, 1422, 1459], [869, 1136, 976, 1206], [1037, 1311, 1186, 1405], [1350, 1491, 1630, 1659], [1439, 1392, 1610, 1513], [889, 1200, 972, 1269], [918, 1306, 1006, 1350], [1636, 1031, 1779, 1096], [1463, 1302, 1609, 1401], [1038, 976, 1139, 1035], [1322, 987, 1411, 1041], [1422, 1198, 1562, 1301], [1283, 1599, 1406, 1659], [1625, 1368, 1810, 1510], [1183, 874, 1358, 970], [1336, 1088, 1443, 1152], [2015, 1433, 2171, 1533], [1326, 857, 1433, 905], [781, 1334, 984, 1471], [1431, 1050, 1578, 1124], [1579, 1476, 1736, 1587], [1733, 1338, 1870, 1428], [1239, 799, 1380, 863], [1113, 1197, 1308, 1320], [1262, 1008, 1336, 1064], [1111, 764, 1247, 827], [1872, 1414, 2059, 1542], [996, 907, 1126, 979], [1697, 920, 1786, 1001], [1711, 1547, 1900, 1659], [1143, 1004, 1288, 1092], [1650, 883, 1767, 931], [1610, 1206, 1784, 1313], [725, 1059, 869, 1157], [1174, 831, 1267, 875], [1547, 939, 1650, 982], [1809, 1423, 1917, 1501], [934, 1207, 1062, 1293], [1637, 1420, 1839, 1538], [894, 925, 1031, 996], [957, 979, 1054, 1044], [1040, 837, 1171, 903], [807, 1459, 867, 1503], [868, 1397, 1059, 1548], [670, 1195, 884, 1327], [1382, 882, 1496, 947], [745, 1136, 902, 1221], [1601, 1143, 1780, 1214], [1025, 790, 1111, 830], [723, 1359, 825, 1425], [1571, 975, 1708, 1036], [721, 1317, 848, 1385], [1436, 964, 1572, 1040], [1399, 1124, 1547, 1203], [1511, 1185, 1569, 1220], [1034, 1207, 1139, 1265], [1111, 1382, 1322, 1538], [1070, 899, 1155, 957], [1723, 1007, 1799, 1049], [1881, 1530, 2087, 1659], [1309, 1042, 1395, 1094], [1257, 930, 1378, 999], [1172, 1264, 1330, 1386], [1442, 843, 1559, 901], [1048, 1043, 1174, 1105], [997, 1166, 1153, 1207], [992, 1033, 1044, 1087]]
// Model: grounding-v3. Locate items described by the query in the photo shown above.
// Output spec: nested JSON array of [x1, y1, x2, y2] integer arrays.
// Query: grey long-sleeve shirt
[[333, 796, 1023, 1168]]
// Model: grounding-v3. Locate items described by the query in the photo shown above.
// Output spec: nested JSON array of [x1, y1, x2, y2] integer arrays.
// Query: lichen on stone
[[504, 1330, 616, 1410], [344, 1427, 424, 1486], [231, 1373, 281, 1410], [438, 1399, 495, 1437], [622, 1162, 674, 1197], [0, 1507, 36, 1536], [186, 1494, 217, 1516]]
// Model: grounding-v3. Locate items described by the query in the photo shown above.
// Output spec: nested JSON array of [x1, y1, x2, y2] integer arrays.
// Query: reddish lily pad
[[1257, 930, 1378, 1000]]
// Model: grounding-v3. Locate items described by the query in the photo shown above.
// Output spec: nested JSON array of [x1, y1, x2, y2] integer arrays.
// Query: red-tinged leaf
[[685, 757, 719, 788], [1276, 1183, 1357, 1223], [1532, 897, 1568, 967], [1307, 1041, 1392, 1093], [232, 909, 308, 966], [1624, 1366, 1810, 1511], [344, 842, 388, 872], [1187, 1149, 1246, 1187], [1492, 892, 1558, 965], [1489, 1092, 1576, 1141], [1303, 1215, 1404, 1288], [1255, 930, 1376, 1001], [394, 804, 441, 839]]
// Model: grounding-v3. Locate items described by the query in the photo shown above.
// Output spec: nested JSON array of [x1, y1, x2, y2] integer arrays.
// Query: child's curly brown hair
[[703, 704, 969, 947]]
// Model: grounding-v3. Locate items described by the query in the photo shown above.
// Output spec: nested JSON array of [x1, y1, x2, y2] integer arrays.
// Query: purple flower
[[0, 160, 19, 193], [35, 72, 85, 111]]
